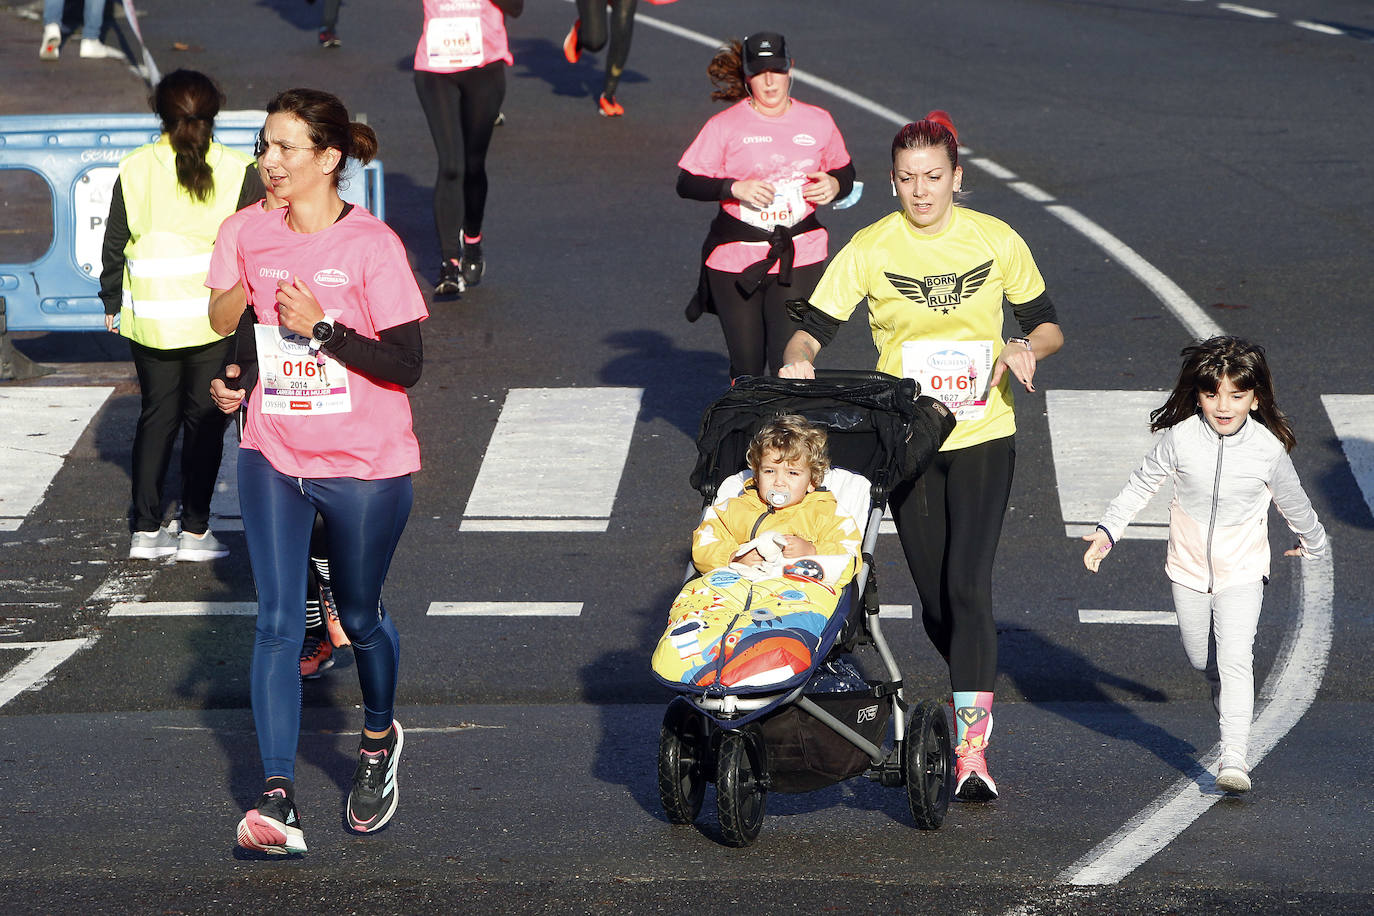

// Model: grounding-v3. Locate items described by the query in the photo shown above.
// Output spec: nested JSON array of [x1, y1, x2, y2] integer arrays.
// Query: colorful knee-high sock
[[953, 691, 994, 750]]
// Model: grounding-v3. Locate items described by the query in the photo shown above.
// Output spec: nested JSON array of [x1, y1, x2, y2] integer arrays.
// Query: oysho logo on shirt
[[314, 268, 349, 287], [742, 135, 772, 145], [259, 267, 290, 280], [792, 133, 817, 147]]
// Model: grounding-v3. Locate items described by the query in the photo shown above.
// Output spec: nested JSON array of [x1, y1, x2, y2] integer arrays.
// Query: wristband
[[1095, 524, 1115, 548], [1007, 336, 1033, 351]]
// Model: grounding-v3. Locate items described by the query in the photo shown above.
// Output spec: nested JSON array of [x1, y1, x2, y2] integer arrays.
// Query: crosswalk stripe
[[1079, 609, 1177, 626], [1046, 390, 1174, 539], [427, 602, 583, 617], [0, 386, 112, 531], [1320, 395, 1374, 522], [462, 388, 643, 532], [0, 637, 96, 708], [108, 601, 257, 616]]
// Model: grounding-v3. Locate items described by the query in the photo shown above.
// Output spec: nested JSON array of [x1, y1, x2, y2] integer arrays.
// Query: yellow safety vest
[[117, 136, 253, 349]]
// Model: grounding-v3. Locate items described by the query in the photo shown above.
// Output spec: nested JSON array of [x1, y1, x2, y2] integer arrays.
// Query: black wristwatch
[[308, 317, 336, 356]]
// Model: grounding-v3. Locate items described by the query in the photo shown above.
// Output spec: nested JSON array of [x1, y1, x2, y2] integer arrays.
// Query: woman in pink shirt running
[[208, 88, 427, 855], [677, 32, 855, 380]]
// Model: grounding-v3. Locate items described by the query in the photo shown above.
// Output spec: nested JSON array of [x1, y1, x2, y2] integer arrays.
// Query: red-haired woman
[[781, 111, 1064, 804]]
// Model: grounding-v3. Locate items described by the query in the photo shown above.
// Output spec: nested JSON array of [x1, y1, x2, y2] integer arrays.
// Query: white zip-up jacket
[[1097, 413, 1328, 594]]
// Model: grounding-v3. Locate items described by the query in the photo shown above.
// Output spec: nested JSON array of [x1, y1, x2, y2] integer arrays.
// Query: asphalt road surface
[[1, 0, 1372, 912]]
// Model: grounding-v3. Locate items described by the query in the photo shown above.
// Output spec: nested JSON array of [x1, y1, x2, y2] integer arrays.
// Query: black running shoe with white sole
[[460, 242, 484, 288], [346, 720, 403, 833], [236, 788, 306, 854]]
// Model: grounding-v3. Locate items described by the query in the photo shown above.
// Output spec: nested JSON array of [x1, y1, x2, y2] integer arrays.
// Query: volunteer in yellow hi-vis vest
[[99, 69, 263, 562]]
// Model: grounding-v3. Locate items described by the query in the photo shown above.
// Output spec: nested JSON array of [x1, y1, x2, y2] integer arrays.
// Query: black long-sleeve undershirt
[[675, 162, 856, 204], [219, 310, 423, 399]]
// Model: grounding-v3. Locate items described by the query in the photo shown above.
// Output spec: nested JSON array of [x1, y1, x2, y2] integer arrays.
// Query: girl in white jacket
[[1082, 337, 1327, 794]]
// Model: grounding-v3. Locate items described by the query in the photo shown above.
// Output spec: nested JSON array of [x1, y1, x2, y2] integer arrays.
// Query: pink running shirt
[[678, 99, 851, 273], [211, 206, 429, 480], [414, 0, 514, 73]]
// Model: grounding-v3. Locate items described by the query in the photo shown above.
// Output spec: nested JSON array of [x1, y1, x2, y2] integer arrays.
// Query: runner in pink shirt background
[[677, 31, 855, 380], [414, 0, 525, 298]]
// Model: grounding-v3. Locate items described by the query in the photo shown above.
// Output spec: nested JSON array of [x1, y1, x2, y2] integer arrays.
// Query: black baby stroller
[[653, 371, 957, 846]]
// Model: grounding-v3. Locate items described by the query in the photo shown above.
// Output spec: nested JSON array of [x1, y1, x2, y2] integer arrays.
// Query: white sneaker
[[79, 38, 124, 59], [130, 527, 178, 559], [175, 529, 229, 562], [1216, 753, 1251, 794], [39, 25, 61, 60]]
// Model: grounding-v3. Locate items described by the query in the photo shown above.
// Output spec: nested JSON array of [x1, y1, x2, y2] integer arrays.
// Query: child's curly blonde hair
[[746, 414, 830, 488]]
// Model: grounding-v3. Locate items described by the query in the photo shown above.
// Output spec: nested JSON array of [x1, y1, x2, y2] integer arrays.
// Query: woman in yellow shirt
[[781, 111, 1063, 803]]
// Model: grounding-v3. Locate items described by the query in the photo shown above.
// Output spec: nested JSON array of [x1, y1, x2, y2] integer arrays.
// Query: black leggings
[[575, 0, 638, 98], [889, 435, 1015, 693], [414, 62, 506, 261], [128, 337, 232, 534], [707, 262, 824, 379]]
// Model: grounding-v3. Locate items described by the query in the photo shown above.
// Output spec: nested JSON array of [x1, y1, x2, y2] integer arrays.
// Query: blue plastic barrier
[[0, 112, 384, 333]]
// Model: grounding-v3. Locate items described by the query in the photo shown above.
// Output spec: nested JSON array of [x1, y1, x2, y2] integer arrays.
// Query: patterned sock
[[264, 776, 294, 801], [953, 690, 994, 749]]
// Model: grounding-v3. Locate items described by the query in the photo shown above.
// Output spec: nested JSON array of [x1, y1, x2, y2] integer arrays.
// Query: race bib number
[[739, 179, 806, 230], [255, 325, 351, 416], [901, 339, 995, 423], [427, 16, 483, 69]]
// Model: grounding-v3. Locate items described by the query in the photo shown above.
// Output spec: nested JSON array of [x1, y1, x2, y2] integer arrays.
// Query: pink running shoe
[[236, 788, 307, 854], [954, 741, 999, 801]]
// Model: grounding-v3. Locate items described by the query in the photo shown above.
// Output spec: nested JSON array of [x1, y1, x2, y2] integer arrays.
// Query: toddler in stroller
[[651, 414, 863, 690], [652, 372, 956, 846]]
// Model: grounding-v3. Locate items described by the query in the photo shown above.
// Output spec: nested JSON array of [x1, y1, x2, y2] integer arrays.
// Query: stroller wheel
[[716, 731, 767, 847], [658, 707, 707, 825], [904, 697, 953, 829]]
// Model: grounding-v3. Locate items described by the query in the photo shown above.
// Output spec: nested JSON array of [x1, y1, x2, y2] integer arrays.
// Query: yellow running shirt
[[809, 207, 1046, 451]]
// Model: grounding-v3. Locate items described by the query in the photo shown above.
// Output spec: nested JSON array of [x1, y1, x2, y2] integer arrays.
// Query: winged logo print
[[884, 259, 994, 310]]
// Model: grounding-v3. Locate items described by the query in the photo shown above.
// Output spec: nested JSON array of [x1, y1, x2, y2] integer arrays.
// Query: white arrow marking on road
[[0, 638, 96, 708], [0, 386, 112, 531], [1046, 390, 1173, 540], [462, 388, 643, 532]]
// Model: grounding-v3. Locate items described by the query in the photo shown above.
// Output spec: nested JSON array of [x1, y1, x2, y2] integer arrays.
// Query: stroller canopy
[[689, 371, 954, 504]]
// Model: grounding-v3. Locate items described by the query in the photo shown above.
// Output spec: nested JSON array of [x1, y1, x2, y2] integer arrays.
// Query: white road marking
[[1063, 551, 1333, 884], [1218, 3, 1278, 19], [461, 519, 608, 533], [427, 602, 583, 617], [1319, 395, 1374, 520], [1045, 206, 1224, 340], [108, 601, 257, 616], [0, 638, 96, 708], [461, 388, 642, 532], [1079, 609, 1177, 626], [0, 386, 112, 531], [1047, 391, 1174, 537], [878, 605, 912, 619], [1294, 20, 1343, 35], [1008, 181, 1056, 202], [968, 157, 1018, 180]]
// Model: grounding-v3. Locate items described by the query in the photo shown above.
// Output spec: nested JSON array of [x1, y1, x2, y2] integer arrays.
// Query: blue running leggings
[[238, 447, 412, 781]]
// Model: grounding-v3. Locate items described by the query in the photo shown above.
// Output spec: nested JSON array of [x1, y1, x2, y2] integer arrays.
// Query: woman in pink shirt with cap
[[676, 32, 855, 381]]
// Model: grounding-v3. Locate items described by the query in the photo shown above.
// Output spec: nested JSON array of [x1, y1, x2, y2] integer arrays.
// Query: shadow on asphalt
[[1002, 627, 1201, 774]]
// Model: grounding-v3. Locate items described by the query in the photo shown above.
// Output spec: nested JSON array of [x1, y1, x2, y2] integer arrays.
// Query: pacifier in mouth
[[766, 490, 790, 507]]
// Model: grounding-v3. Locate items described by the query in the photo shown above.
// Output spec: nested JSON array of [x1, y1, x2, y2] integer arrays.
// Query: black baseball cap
[[742, 32, 790, 78]]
